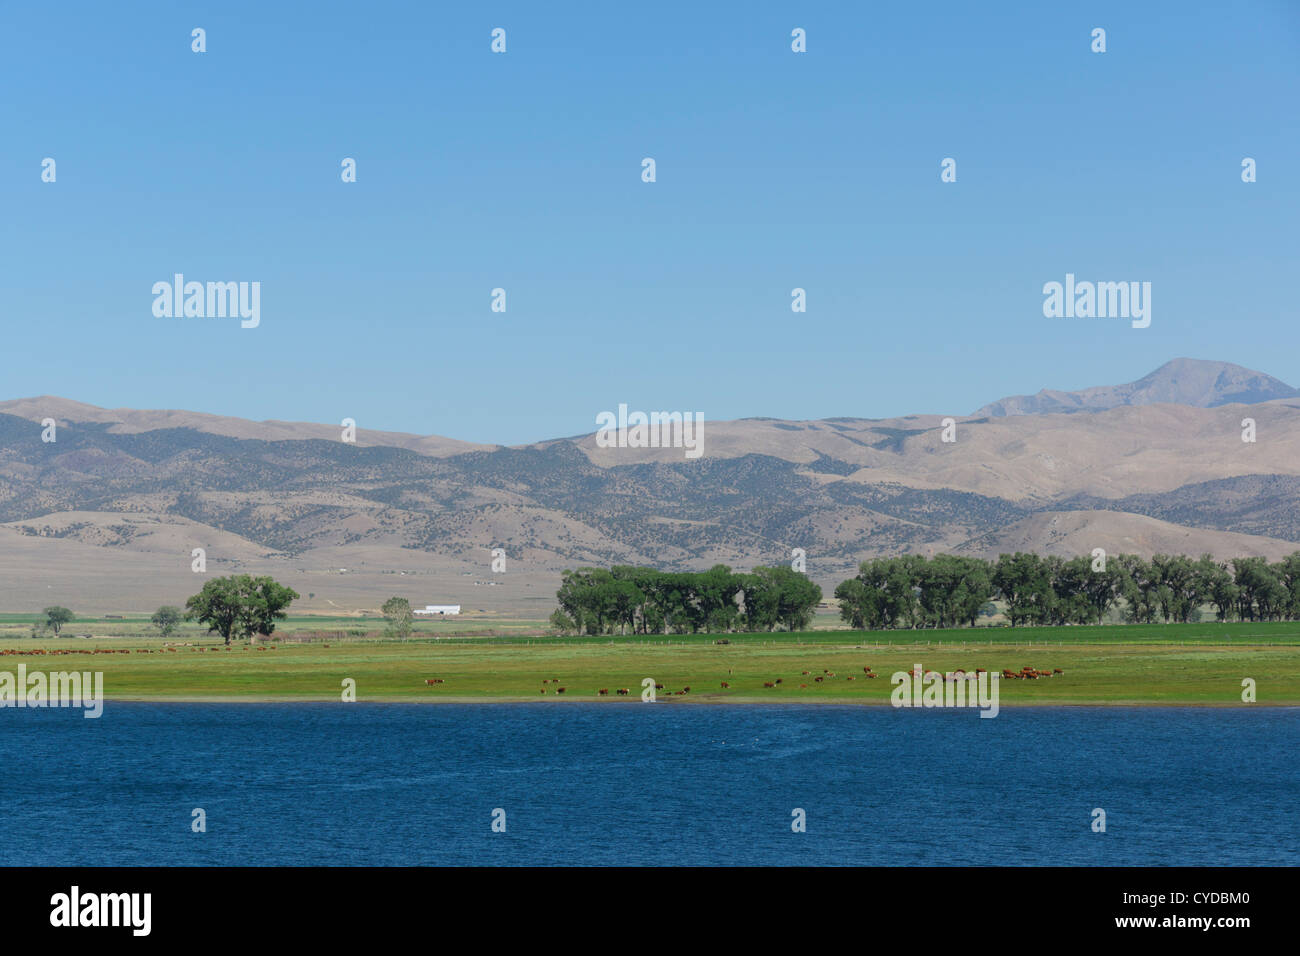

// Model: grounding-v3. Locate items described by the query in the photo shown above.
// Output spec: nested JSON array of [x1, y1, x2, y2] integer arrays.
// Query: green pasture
[[1, 621, 1296, 704]]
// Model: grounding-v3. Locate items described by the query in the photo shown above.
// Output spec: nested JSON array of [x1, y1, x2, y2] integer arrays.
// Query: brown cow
[[598, 689, 609, 696], [721, 682, 729, 689], [763, 682, 775, 688]]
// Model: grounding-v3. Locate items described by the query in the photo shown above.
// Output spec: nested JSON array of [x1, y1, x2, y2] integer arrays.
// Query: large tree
[[381, 596, 414, 639], [151, 605, 183, 638], [42, 606, 74, 636], [186, 575, 299, 645]]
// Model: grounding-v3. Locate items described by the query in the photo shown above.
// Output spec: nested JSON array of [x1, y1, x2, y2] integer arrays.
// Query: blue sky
[[4, 1, 1298, 444]]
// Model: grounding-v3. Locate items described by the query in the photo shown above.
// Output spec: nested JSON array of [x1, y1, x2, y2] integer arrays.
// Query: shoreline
[[92, 695, 1294, 707]]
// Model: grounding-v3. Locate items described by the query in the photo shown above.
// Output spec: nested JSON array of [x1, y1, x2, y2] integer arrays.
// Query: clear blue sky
[[4, 1, 1298, 444]]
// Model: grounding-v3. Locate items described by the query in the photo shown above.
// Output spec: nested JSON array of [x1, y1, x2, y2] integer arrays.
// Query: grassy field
[[2, 621, 1297, 704]]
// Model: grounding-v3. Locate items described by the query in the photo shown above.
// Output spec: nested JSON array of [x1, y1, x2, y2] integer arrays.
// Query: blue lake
[[1, 703, 1295, 866]]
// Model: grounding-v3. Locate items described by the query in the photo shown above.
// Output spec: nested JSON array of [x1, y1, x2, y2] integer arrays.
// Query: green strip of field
[[2, 622, 1296, 704]]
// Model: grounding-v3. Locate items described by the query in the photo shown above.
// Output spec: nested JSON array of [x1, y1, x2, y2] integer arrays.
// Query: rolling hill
[[2, 358, 1299, 614]]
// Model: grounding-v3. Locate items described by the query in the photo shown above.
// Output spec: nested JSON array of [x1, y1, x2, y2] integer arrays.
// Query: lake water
[[1, 703, 1295, 866]]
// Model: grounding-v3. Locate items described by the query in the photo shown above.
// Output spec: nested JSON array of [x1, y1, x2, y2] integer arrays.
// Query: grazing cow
[[763, 682, 775, 688], [556, 687, 566, 694], [425, 679, 436, 686], [800, 683, 808, 688], [814, 676, 824, 683], [802, 671, 810, 675], [682, 687, 690, 693], [774, 678, 783, 685], [847, 676, 856, 681], [598, 689, 609, 696], [617, 688, 629, 696], [654, 683, 664, 689], [721, 681, 729, 689], [865, 673, 876, 678], [863, 667, 872, 673], [975, 668, 986, 674], [1053, 668, 1063, 674]]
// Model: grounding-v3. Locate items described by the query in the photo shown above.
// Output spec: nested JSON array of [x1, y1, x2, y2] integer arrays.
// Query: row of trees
[[551, 565, 823, 635], [28, 576, 300, 644], [834, 552, 1300, 629]]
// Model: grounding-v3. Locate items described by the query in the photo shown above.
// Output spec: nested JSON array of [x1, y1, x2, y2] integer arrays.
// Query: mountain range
[[3, 358, 1299, 616]]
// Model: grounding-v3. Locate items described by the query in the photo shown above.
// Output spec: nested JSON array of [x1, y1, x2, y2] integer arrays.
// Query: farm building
[[414, 604, 461, 616]]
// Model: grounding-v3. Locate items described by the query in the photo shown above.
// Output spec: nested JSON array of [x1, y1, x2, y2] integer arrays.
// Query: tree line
[[834, 552, 1300, 629], [551, 565, 823, 635], [29, 576, 301, 644]]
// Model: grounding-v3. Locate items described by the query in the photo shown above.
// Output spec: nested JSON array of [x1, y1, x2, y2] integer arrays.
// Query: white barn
[[414, 604, 461, 616]]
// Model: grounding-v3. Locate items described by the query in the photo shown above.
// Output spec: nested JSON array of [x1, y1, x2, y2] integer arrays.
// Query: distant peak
[[974, 359, 1298, 417]]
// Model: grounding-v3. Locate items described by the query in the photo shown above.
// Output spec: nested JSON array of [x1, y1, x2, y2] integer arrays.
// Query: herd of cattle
[[0, 645, 288, 657], [416, 663, 1066, 695]]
